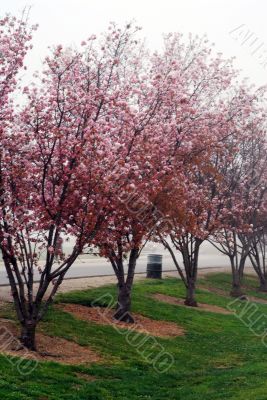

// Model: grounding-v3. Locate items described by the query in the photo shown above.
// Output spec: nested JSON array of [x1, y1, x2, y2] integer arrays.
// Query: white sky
[[2, 0, 267, 87]]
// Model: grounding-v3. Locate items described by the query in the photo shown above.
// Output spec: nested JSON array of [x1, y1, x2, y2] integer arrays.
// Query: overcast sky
[[2, 0, 267, 87]]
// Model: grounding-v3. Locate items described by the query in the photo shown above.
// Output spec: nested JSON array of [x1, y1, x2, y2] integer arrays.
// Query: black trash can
[[146, 254, 162, 279]]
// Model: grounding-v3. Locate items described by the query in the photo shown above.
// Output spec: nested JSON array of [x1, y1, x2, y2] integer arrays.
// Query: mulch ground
[[61, 304, 185, 338], [153, 293, 233, 315], [0, 318, 101, 365]]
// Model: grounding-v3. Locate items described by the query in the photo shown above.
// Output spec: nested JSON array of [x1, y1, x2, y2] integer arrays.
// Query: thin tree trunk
[[113, 283, 134, 323], [230, 258, 244, 298], [182, 237, 202, 307], [249, 240, 267, 292], [111, 247, 139, 324], [163, 235, 202, 307], [184, 279, 197, 307], [20, 321, 37, 351], [259, 277, 267, 292], [230, 276, 243, 297], [251, 261, 267, 292]]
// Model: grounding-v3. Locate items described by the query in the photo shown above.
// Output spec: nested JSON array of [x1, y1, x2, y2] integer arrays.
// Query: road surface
[[0, 241, 246, 286]]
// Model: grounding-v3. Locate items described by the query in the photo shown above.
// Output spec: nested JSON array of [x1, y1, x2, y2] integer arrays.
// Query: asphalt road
[[0, 241, 243, 286]]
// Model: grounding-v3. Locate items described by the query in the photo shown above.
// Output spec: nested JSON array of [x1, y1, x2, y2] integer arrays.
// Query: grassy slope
[[1, 273, 267, 399]]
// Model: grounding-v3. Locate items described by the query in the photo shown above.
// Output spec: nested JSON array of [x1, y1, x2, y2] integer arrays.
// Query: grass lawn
[[1, 273, 267, 399]]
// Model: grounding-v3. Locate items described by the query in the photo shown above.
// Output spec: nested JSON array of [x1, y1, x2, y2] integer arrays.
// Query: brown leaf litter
[[0, 318, 101, 365], [61, 304, 185, 338]]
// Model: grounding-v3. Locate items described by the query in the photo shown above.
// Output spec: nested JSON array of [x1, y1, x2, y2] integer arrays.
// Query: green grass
[[1, 273, 267, 399]]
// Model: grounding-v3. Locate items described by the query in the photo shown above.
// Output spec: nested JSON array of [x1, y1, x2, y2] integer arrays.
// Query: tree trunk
[[110, 247, 139, 324], [259, 277, 267, 292], [230, 271, 244, 298], [20, 321, 37, 351], [113, 283, 134, 323], [182, 237, 202, 307], [184, 281, 197, 307], [248, 246, 267, 292]]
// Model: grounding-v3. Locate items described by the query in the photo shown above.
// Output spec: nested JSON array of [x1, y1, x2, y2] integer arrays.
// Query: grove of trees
[[0, 14, 266, 350]]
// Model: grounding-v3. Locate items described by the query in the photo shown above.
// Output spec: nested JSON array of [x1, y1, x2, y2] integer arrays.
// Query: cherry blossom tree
[[209, 90, 267, 297], [0, 22, 144, 349], [153, 35, 258, 306], [95, 33, 266, 314], [236, 128, 266, 294], [240, 128, 267, 292], [90, 33, 219, 321], [0, 13, 38, 347]]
